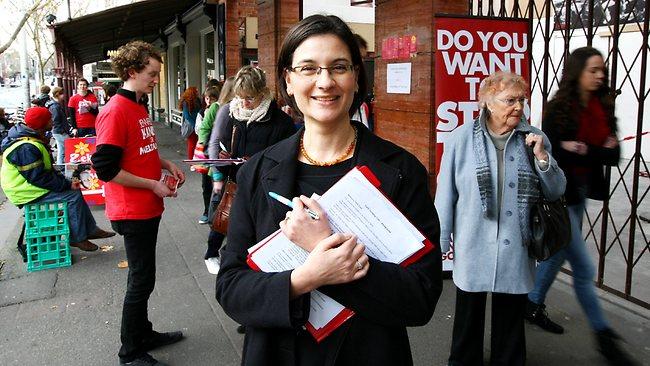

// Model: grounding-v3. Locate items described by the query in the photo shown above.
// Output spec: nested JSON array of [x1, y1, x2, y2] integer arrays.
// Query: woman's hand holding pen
[[290, 233, 369, 298], [279, 196, 330, 252]]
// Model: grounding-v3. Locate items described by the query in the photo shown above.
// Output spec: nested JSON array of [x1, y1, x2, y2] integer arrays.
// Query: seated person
[[1, 107, 114, 251]]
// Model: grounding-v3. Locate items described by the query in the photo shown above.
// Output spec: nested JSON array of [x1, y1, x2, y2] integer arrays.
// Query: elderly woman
[[216, 15, 442, 366], [435, 71, 566, 366]]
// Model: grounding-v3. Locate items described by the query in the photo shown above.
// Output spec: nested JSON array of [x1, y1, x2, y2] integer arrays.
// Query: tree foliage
[[0, 1, 46, 55]]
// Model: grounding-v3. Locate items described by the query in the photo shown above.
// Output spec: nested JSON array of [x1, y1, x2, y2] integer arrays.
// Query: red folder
[[246, 165, 436, 342]]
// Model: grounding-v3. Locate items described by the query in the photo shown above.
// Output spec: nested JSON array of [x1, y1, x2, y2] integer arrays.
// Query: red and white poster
[[64, 137, 105, 206], [434, 16, 530, 271]]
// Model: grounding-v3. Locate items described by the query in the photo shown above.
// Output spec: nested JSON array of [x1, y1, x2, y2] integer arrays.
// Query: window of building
[[203, 31, 216, 86], [171, 44, 186, 108]]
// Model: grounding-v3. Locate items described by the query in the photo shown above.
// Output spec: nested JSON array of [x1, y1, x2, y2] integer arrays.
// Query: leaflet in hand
[[246, 166, 434, 342]]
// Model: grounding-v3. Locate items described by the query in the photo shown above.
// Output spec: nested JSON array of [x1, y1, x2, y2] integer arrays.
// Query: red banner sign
[[433, 16, 530, 271], [64, 137, 105, 206], [434, 16, 530, 177]]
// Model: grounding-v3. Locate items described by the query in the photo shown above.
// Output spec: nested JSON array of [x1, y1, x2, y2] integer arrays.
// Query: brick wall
[[225, 0, 259, 77], [256, 0, 299, 99], [375, 0, 468, 191]]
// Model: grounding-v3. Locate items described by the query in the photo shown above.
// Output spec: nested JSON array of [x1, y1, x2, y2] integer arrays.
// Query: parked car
[[9, 80, 21, 88]]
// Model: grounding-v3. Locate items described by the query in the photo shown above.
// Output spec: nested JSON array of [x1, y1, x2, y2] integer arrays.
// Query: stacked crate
[[23, 201, 72, 272]]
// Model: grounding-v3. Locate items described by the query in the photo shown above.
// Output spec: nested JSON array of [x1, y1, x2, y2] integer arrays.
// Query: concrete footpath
[[0, 122, 648, 366]]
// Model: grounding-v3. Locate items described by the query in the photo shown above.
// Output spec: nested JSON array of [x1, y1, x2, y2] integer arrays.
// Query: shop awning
[[52, 0, 199, 65]]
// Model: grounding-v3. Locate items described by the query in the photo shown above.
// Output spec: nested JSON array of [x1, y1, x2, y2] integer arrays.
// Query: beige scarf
[[229, 94, 273, 125]]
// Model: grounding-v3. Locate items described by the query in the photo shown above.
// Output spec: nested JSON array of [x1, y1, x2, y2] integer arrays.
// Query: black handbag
[[526, 148, 571, 261]]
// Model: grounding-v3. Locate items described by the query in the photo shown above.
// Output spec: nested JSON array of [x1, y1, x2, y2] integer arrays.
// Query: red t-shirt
[[68, 93, 98, 128], [96, 94, 164, 220]]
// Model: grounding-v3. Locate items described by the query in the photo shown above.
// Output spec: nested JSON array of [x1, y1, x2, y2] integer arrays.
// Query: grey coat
[[435, 115, 566, 294]]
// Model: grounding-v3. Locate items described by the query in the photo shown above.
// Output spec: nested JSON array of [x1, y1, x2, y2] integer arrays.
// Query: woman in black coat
[[526, 47, 635, 365], [205, 66, 295, 274], [215, 15, 442, 366]]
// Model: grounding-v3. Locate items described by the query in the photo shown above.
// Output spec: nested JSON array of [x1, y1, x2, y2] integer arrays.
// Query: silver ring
[[355, 261, 363, 270]]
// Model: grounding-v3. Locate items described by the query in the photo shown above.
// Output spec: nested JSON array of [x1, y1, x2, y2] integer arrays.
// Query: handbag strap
[[224, 125, 238, 182], [523, 134, 540, 179]]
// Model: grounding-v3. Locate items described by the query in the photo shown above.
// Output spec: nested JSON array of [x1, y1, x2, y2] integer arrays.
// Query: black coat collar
[[260, 122, 403, 223]]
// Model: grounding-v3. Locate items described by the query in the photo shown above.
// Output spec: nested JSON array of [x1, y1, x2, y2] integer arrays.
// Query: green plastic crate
[[24, 202, 69, 237], [25, 232, 72, 272]]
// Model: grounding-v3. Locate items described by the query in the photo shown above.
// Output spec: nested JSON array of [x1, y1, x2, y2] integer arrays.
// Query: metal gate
[[468, 0, 649, 309]]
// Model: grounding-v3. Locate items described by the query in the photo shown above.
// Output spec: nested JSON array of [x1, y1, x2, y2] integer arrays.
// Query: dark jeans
[[205, 189, 225, 259], [33, 189, 97, 244], [449, 287, 527, 366], [201, 173, 212, 216], [111, 216, 161, 362], [76, 127, 96, 137]]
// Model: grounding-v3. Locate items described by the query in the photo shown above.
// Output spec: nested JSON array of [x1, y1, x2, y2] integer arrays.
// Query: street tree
[[0, 1, 46, 55]]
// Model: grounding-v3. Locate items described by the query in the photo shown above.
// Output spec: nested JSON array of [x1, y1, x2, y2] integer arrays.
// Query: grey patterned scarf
[[473, 111, 540, 244]]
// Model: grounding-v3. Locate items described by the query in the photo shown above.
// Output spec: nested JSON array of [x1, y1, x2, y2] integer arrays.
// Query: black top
[[542, 99, 620, 203], [295, 159, 354, 197]]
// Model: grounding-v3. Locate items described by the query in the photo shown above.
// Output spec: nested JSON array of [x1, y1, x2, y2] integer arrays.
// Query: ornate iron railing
[[468, 0, 649, 309]]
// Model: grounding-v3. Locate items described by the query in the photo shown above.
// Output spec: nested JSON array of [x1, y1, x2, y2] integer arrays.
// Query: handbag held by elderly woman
[[526, 148, 571, 261]]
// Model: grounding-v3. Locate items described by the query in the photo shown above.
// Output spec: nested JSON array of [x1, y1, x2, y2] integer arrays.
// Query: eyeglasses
[[497, 97, 527, 107], [288, 64, 356, 79], [239, 95, 259, 103]]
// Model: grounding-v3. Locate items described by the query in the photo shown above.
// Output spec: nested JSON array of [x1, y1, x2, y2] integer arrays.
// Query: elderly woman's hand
[[289, 233, 369, 297], [279, 195, 331, 252], [526, 133, 549, 161]]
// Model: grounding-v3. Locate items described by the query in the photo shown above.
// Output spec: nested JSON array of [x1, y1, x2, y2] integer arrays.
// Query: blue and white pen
[[269, 192, 320, 220]]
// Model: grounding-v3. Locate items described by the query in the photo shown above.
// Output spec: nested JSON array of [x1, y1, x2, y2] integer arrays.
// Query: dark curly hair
[[544, 47, 616, 136], [111, 41, 163, 81], [276, 15, 367, 119]]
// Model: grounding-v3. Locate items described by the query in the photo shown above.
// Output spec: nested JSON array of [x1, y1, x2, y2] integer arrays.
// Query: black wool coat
[[215, 122, 443, 366]]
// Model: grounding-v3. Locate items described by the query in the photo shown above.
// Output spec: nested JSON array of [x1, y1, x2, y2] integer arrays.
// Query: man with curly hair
[[92, 40, 186, 366]]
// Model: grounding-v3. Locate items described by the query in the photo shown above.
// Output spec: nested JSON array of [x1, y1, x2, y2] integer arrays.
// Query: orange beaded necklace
[[300, 126, 358, 167]]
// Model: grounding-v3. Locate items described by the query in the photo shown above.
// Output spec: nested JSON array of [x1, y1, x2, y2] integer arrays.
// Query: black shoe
[[236, 325, 246, 334], [525, 299, 564, 334], [596, 328, 638, 366], [119, 353, 168, 366], [142, 330, 184, 352]]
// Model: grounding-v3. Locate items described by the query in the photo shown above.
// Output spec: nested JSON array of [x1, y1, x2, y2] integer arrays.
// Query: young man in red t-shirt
[[92, 41, 186, 366], [67, 78, 99, 136]]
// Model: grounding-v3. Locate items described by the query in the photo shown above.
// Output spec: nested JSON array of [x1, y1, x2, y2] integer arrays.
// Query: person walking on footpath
[[525, 46, 637, 366], [68, 78, 98, 137], [46, 87, 71, 165], [91, 40, 186, 366], [435, 71, 566, 366]]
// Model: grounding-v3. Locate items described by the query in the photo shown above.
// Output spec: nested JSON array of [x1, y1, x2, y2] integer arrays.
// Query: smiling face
[[485, 86, 527, 134], [284, 34, 358, 127], [77, 80, 88, 95], [579, 55, 605, 93], [128, 57, 160, 95]]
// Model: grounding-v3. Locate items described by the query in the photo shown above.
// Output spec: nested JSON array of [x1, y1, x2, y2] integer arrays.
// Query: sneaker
[[596, 328, 638, 366], [198, 215, 209, 224], [524, 299, 564, 334], [70, 240, 99, 252], [205, 257, 220, 274], [142, 330, 184, 352], [119, 353, 168, 366]]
